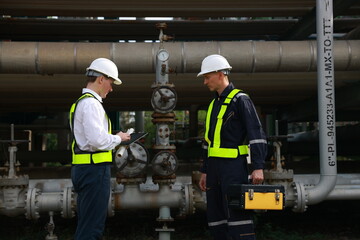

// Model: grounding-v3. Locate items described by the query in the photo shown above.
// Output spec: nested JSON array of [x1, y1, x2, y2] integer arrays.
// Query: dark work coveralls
[[201, 83, 267, 240]]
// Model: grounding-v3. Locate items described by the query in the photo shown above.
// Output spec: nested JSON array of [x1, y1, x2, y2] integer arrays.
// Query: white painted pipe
[[305, 0, 337, 206], [326, 185, 360, 200]]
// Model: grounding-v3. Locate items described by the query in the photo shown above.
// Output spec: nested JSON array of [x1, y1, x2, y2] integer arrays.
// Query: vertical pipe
[[10, 124, 14, 141], [157, 206, 174, 240], [307, 0, 337, 205], [8, 123, 16, 178], [24, 130, 32, 151], [265, 114, 275, 136], [8, 146, 16, 178], [135, 111, 145, 132], [189, 105, 199, 137]]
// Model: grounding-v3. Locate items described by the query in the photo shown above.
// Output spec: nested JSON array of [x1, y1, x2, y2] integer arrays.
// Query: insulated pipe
[[0, 41, 359, 74], [303, 0, 338, 206]]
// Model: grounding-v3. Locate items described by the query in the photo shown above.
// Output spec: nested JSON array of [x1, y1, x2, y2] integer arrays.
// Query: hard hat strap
[[86, 70, 106, 78], [219, 69, 231, 75]]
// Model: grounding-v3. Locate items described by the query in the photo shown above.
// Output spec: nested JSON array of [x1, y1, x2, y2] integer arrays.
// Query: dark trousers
[[71, 164, 111, 240], [206, 157, 255, 240]]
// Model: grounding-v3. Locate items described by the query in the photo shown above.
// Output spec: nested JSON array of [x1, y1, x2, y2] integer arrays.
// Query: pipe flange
[[151, 118, 176, 124], [292, 182, 308, 212], [180, 184, 195, 216], [152, 174, 176, 184], [151, 112, 176, 124], [152, 145, 176, 150], [151, 82, 175, 89], [25, 187, 41, 220], [151, 112, 176, 118], [116, 173, 147, 185], [61, 187, 75, 219]]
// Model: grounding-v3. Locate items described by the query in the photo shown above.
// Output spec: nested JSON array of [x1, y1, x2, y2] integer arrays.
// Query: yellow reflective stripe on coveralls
[[204, 100, 214, 146], [70, 93, 112, 164], [205, 89, 248, 158]]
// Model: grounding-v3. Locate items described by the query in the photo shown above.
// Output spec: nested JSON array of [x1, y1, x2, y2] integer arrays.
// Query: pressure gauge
[[151, 86, 177, 113], [157, 49, 169, 61], [114, 142, 149, 177], [152, 151, 178, 176]]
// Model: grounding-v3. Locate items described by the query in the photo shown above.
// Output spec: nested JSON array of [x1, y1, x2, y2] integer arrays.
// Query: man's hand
[[116, 131, 131, 142], [250, 169, 264, 184], [199, 173, 207, 192]]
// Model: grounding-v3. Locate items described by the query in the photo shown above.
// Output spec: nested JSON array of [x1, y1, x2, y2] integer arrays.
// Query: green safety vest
[[69, 93, 112, 164], [204, 89, 249, 158]]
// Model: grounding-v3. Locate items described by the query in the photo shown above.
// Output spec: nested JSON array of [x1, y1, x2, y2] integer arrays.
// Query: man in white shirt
[[70, 58, 130, 240]]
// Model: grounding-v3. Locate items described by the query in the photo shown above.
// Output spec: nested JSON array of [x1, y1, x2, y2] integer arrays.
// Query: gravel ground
[[1, 200, 359, 240]]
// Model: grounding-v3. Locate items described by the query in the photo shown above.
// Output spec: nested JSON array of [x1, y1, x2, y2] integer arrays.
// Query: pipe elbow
[[306, 174, 337, 205]]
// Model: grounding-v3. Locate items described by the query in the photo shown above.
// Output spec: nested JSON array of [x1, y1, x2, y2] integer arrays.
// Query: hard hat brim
[[197, 70, 210, 77], [113, 78, 122, 85], [197, 69, 216, 77]]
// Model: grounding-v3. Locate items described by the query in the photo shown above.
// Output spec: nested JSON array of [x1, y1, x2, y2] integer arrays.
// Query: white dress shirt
[[73, 88, 121, 152]]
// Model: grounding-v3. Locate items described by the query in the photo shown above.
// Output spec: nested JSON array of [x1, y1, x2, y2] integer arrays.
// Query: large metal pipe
[[0, 40, 359, 74], [2, 174, 360, 218], [294, 174, 360, 186], [305, 0, 337, 206]]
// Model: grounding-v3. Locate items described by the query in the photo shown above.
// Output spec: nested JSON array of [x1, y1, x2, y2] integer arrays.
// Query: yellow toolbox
[[227, 184, 285, 210]]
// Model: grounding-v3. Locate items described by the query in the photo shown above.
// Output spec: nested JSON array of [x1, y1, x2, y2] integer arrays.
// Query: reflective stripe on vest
[[69, 93, 112, 164], [205, 89, 249, 158]]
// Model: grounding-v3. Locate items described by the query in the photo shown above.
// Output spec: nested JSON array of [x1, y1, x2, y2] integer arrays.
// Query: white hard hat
[[197, 54, 232, 77], [86, 58, 122, 85]]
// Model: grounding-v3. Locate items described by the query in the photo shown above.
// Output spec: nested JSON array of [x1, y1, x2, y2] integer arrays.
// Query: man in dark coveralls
[[198, 54, 267, 240]]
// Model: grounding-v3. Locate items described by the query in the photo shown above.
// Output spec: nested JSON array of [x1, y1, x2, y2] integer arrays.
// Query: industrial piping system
[[0, 123, 203, 240], [1, 123, 360, 239], [1, 1, 360, 238]]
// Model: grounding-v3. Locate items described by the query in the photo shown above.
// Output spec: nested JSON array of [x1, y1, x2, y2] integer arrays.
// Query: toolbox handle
[[247, 188, 282, 204], [249, 189, 254, 200], [275, 189, 280, 202]]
